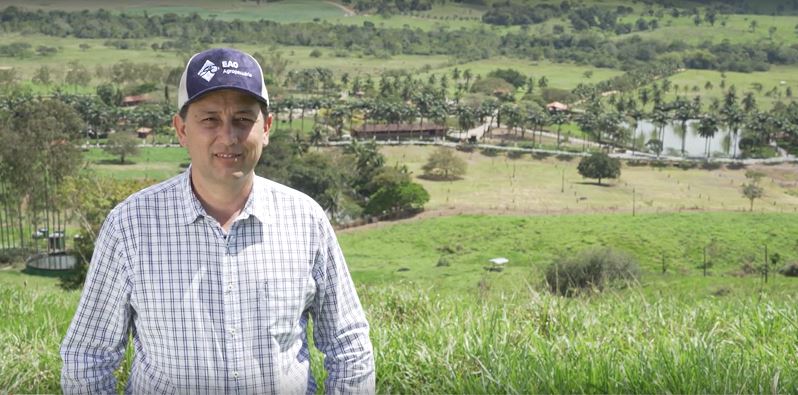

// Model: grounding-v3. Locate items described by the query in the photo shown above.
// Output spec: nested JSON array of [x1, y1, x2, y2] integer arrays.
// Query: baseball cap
[[177, 47, 269, 111]]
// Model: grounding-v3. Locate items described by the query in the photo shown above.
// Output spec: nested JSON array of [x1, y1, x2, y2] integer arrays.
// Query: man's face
[[174, 89, 271, 190]]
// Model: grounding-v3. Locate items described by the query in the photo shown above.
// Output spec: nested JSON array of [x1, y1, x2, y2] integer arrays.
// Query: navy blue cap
[[177, 47, 269, 111]]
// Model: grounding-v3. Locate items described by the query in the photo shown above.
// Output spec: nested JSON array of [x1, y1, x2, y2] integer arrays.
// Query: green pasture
[[83, 146, 188, 181], [80, 144, 798, 214], [3, 210, 798, 392], [0, 0, 348, 22], [641, 66, 798, 111], [619, 12, 798, 45], [376, 145, 798, 215], [325, 11, 488, 32], [418, 57, 624, 91], [339, 212, 798, 294], [0, 34, 453, 82]]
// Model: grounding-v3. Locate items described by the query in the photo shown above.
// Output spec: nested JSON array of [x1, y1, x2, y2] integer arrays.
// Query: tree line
[[2, 6, 798, 72]]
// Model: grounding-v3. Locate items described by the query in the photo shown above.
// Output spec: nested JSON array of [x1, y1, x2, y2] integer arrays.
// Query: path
[[325, 1, 355, 16]]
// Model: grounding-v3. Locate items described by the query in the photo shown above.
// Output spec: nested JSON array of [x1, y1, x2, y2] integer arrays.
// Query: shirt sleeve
[[310, 213, 375, 395], [61, 212, 133, 395]]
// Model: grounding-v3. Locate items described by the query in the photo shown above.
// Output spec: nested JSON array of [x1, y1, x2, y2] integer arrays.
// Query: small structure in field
[[486, 257, 509, 272]]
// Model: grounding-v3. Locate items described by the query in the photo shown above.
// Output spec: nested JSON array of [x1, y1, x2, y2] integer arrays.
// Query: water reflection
[[629, 119, 740, 158]]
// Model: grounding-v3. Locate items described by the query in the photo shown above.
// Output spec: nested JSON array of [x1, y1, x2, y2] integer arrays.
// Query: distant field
[[419, 57, 624, 91], [376, 145, 798, 215], [0, 34, 452, 82], [81, 144, 798, 215], [644, 66, 798, 111], [0, 0, 348, 22], [619, 13, 798, 45]]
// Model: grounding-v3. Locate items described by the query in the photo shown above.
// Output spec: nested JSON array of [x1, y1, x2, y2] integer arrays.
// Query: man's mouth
[[214, 153, 242, 159]]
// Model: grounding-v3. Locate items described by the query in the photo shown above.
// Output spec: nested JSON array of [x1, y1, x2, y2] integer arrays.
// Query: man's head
[[174, 48, 272, 192], [177, 47, 269, 117]]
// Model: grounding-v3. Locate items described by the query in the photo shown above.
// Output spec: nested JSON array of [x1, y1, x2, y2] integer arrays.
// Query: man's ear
[[263, 113, 273, 147], [173, 114, 187, 147]]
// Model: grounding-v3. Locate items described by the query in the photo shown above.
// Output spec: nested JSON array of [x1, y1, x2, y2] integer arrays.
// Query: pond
[[630, 119, 740, 158]]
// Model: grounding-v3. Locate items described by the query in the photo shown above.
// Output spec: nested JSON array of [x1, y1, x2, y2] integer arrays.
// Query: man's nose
[[218, 120, 239, 145]]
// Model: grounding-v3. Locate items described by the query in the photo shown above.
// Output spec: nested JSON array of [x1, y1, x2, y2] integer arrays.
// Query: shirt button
[[229, 328, 236, 336], [225, 284, 233, 293], [233, 371, 239, 379]]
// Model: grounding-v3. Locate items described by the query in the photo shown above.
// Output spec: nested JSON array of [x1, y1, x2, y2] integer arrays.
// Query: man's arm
[[311, 214, 375, 394], [61, 213, 133, 394]]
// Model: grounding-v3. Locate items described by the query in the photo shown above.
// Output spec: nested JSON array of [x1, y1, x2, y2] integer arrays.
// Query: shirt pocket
[[260, 275, 306, 340]]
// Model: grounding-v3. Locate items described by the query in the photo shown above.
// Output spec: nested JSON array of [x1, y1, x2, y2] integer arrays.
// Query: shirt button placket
[[222, 230, 242, 387]]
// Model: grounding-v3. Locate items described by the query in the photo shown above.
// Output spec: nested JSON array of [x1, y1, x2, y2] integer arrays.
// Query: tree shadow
[[95, 159, 137, 165], [575, 181, 613, 187], [417, 174, 464, 181]]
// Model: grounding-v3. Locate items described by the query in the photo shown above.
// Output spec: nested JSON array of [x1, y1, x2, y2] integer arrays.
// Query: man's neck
[[190, 173, 253, 232]]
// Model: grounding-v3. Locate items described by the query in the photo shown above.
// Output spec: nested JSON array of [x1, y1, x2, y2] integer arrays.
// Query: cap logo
[[198, 60, 219, 82], [222, 60, 239, 68]]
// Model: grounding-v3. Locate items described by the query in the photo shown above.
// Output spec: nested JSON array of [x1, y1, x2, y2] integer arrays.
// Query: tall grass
[[360, 285, 797, 393], [2, 270, 796, 393]]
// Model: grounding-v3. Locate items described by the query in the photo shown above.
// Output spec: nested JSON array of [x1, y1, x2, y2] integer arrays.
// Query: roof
[[353, 123, 447, 133], [546, 101, 569, 111]]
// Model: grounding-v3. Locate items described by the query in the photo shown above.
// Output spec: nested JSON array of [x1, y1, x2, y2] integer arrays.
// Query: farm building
[[352, 123, 447, 140]]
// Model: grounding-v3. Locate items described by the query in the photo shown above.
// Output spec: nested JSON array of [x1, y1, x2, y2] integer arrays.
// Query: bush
[[779, 263, 798, 277], [545, 247, 641, 296]]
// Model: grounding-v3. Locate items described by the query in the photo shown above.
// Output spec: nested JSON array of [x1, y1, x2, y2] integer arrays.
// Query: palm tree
[[549, 110, 569, 149], [721, 103, 745, 159], [651, 106, 670, 158], [697, 113, 718, 158], [673, 97, 698, 156], [625, 98, 643, 153], [525, 106, 548, 148]]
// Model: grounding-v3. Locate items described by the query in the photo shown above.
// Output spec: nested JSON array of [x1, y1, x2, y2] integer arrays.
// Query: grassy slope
[[3, 211, 798, 392], [339, 212, 798, 294]]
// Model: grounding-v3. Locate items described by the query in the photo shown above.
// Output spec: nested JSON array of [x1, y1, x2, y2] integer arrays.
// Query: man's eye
[[236, 117, 254, 123]]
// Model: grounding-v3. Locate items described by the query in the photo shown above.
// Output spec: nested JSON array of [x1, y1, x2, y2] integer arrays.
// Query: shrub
[[779, 263, 798, 277], [545, 247, 641, 296], [701, 161, 722, 170]]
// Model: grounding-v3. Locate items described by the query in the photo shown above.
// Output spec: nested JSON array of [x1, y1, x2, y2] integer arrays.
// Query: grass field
[[0, 0, 349, 22], [375, 145, 798, 215], [619, 12, 798, 45], [2, 211, 798, 393], [640, 66, 798, 111], [79, 144, 798, 215], [339, 212, 798, 293]]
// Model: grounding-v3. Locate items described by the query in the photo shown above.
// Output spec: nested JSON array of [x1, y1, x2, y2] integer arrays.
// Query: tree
[[103, 132, 140, 164], [0, 98, 84, 248], [64, 61, 91, 89], [577, 152, 621, 185], [95, 83, 122, 107], [32, 65, 52, 85], [421, 147, 467, 180], [697, 114, 718, 158], [741, 176, 764, 212], [672, 97, 698, 156], [364, 181, 429, 218]]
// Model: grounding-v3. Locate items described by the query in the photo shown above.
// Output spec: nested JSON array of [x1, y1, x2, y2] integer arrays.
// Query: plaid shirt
[[61, 169, 374, 394]]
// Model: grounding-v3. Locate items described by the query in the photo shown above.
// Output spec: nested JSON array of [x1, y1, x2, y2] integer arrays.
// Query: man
[[61, 48, 375, 394]]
